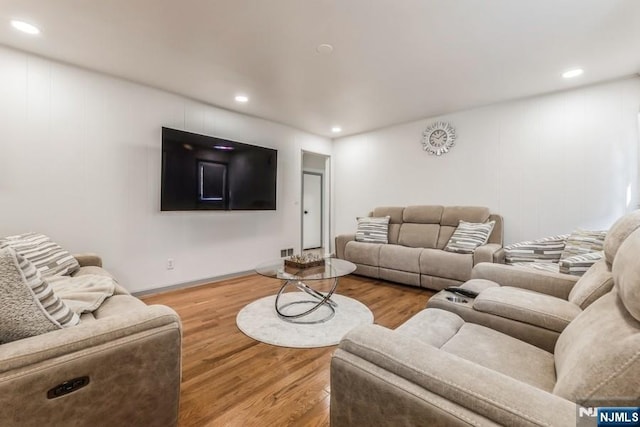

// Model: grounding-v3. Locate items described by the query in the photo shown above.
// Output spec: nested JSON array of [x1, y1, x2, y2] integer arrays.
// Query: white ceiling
[[1, 0, 639, 137]]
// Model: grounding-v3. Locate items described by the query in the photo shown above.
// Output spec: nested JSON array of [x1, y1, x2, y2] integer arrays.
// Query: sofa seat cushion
[[420, 248, 473, 282], [379, 245, 422, 274], [441, 323, 556, 392], [344, 241, 382, 266], [473, 287, 582, 333], [395, 308, 465, 348]]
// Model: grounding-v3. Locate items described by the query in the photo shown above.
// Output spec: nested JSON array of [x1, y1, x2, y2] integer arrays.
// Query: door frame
[[302, 171, 323, 250], [301, 151, 331, 255]]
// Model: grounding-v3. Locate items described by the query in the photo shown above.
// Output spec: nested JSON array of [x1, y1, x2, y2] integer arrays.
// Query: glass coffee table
[[255, 258, 356, 324]]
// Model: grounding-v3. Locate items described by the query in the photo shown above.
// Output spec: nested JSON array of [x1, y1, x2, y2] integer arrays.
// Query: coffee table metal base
[[275, 278, 339, 324]]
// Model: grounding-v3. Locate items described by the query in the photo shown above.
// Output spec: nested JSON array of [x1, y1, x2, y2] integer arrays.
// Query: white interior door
[[303, 172, 322, 249]]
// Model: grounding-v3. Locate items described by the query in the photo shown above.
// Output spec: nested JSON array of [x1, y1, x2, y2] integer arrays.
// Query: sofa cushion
[[396, 308, 464, 348], [372, 207, 404, 224], [0, 232, 80, 278], [603, 210, 640, 266], [344, 241, 382, 266], [441, 323, 557, 392], [560, 229, 606, 260], [504, 235, 568, 264], [379, 245, 422, 274], [440, 206, 491, 227], [420, 248, 473, 282], [398, 224, 440, 249], [444, 220, 495, 254], [612, 227, 640, 321], [553, 293, 640, 405], [436, 226, 456, 249], [0, 248, 79, 343], [567, 259, 613, 309], [402, 205, 443, 224], [355, 216, 390, 244]]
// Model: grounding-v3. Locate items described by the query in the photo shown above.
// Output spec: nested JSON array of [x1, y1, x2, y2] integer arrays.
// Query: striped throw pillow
[[355, 216, 391, 244], [444, 220, 495, 254], [0, 248, 79, 343], [504, 234, 568, 265], [559, 251, 604, 276], [512, 262, 560, 273], [560, 229, 606, 260], [0, 232, 80, 278]]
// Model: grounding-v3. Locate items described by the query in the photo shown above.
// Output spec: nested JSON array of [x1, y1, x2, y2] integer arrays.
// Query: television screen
[[161, 127, 277, 211]]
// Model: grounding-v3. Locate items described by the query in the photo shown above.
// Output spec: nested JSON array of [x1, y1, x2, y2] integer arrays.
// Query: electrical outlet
[[280, 249, 287, 257], [287, 248, 294, 256], [167, 259, 174, 270]]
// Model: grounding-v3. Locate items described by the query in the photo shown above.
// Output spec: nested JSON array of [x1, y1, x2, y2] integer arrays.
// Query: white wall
[[0, 46, 331, 292], [333, 77, 640, 244]]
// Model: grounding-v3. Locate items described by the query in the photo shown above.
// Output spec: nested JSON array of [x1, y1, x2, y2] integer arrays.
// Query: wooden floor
[[141, 274, 433, 427]]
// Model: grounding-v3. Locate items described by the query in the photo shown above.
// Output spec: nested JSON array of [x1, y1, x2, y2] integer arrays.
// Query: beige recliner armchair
[[330, 216, 640, 426], [425, 210, 640, 352]]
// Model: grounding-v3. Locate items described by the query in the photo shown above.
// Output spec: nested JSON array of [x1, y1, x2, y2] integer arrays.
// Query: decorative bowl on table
[[284, 253, 325, 269]]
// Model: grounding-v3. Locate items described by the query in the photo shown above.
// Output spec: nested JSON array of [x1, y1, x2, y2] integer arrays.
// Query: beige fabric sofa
[[427, 210, 640, 353], [335, 206, 504, 290], [0, 254, 182, 427], [331, 221, 640, 426]]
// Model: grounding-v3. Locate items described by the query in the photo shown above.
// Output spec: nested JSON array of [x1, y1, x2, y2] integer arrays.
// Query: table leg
[[275, 277, 340, 324]]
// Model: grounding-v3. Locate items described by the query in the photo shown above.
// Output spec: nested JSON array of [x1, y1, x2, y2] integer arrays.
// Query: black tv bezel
[[161, 127, 278, 212]]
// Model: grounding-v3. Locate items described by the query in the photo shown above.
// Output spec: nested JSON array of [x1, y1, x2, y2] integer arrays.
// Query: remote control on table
[[445, 287, 480, 298]]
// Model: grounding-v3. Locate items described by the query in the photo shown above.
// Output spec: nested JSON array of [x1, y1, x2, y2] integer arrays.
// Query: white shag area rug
[[236, 292, 374, 348]]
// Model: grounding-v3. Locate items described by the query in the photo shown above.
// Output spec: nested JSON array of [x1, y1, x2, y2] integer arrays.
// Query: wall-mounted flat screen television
[[161, 127, 277, 211]]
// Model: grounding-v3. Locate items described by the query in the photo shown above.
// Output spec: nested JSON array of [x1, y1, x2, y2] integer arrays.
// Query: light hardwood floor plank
[[142, 273, 432, 426]]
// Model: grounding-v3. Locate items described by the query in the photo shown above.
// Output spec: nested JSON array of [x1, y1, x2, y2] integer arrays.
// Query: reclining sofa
[[330, 211, 640, 426], [335, 206, 503, 290]]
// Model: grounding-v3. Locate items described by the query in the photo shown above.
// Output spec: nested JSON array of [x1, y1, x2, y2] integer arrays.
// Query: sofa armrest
[[332, 324, 576, 427], [0, 305, 180, 372], [473, 243, 505, 265], [473, 287, 582, 333], [73, 253, 103, 268], [335, 234, 356, 259], [471, 262, 579, 299]]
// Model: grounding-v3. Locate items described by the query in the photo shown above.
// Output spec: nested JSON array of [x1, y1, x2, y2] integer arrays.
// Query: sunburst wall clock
[[421, 122, 456, 156]]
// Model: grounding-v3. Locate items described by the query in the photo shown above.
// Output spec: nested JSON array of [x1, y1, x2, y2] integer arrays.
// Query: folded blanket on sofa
[[48, 274, 116, 314]]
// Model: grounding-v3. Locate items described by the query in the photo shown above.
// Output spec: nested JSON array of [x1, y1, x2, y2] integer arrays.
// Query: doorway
[[303, 172, 322, 249], [301, 152, 330, 254]]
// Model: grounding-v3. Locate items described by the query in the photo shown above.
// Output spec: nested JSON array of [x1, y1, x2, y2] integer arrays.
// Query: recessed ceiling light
[[316, 44, 334, 55], [235, 95, 249, 103], [10, 20, 40, 35], [331, 126, 342, 133], [562, 68, 584, 79]]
